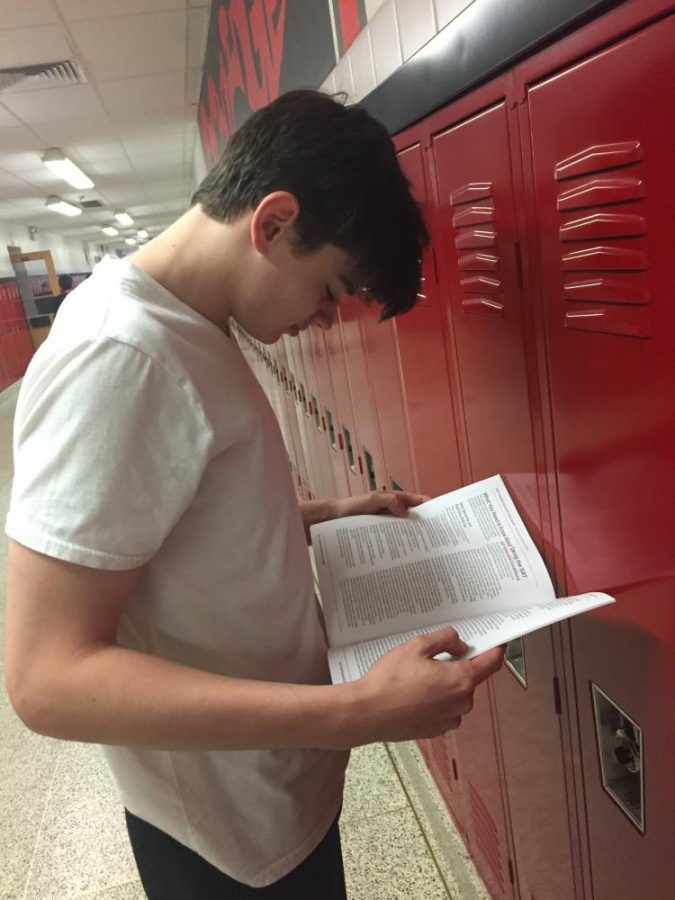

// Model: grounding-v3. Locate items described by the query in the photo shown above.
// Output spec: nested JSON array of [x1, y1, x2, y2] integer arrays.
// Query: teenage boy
[[5, 91, 503, 899]]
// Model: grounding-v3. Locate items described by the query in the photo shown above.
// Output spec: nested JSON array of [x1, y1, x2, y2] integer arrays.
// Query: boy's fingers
[[416, 627, 469, 659], [468, 646, 505, 684]]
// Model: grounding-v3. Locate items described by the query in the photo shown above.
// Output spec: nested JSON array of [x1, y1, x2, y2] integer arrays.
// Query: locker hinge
[[514, 241, 524, 291], [553, 676, 562, 715], [507, 859, 515, 885], [451, 758, 459, 781]]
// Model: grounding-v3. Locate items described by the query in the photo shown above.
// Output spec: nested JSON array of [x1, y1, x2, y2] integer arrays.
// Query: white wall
[[322, 0, 476, 102], [0, 220, 101, 279]]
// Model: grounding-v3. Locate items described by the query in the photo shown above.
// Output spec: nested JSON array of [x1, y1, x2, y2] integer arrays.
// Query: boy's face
[[238, 237, 358, 345]]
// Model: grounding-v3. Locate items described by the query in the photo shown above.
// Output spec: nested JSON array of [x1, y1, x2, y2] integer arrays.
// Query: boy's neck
[[133, 205, 248, 333]]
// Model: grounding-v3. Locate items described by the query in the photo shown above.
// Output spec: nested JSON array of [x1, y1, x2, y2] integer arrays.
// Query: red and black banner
[[198, 0, 337, 167], [330, 0, 367, 55]]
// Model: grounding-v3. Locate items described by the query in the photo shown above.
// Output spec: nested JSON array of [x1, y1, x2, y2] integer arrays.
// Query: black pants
[[125, 809, 348, 899]]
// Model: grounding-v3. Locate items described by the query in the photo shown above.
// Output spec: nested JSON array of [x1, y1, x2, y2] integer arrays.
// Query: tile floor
[[0, 380, 453, 900]]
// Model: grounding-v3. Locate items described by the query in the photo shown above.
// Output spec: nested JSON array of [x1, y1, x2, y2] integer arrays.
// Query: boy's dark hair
[[58, 274, 73, 291], [191, 90, 428, 318]]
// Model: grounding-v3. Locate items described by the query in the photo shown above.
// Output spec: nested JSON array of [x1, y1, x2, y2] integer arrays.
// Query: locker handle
[[358, 456, 364, 475], [338, 432, 344, 451]]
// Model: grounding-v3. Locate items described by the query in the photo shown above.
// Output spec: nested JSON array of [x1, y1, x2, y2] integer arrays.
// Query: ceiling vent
[[0, 60, 87, 93], [80, 200, 104, 209]]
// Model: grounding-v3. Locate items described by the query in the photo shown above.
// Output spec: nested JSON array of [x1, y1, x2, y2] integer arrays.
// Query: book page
[[327, 591, 614, 684], [312, 476, 555, 648]]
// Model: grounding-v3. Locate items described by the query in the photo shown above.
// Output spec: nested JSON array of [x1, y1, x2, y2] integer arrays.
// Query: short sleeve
[[6, 337, 213, 570]]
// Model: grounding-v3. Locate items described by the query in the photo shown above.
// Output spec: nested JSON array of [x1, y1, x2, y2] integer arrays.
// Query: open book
[[310, 475, 614, 684]]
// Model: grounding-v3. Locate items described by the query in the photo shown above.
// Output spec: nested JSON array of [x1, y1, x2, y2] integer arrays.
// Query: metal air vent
[[80, 200, 104, 209], [0, 60, 87, 92]]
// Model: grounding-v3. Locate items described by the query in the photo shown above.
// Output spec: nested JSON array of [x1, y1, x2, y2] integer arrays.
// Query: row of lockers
[[0, 280, 26, 327], [238, 2, 674, 898], [0, 279, 33, 392]]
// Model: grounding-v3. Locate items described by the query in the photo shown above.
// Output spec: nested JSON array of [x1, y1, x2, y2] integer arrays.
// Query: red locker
[[323, 313, 368, 495], [429, 88, 579, 899], [275, 339, 307, 496], [359, 305, 417, 493], [336, 296, 387, 495], [307, 325, 351, 497], [525, 12, 675, 898], [282, 334, 319, 498], [298, 329, 336, 499], [394, 140, 465, 498]]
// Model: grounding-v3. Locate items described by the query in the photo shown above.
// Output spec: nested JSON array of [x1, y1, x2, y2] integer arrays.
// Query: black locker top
[[358, 0, 619, 135]]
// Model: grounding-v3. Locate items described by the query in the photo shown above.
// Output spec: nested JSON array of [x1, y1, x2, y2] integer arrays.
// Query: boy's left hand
[[332, 490, 430, 520]]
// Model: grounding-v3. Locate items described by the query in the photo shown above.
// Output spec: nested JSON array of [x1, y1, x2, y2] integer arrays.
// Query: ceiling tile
[[69, 11, 186, 81], [56, 1, 184, 21], [122, 134, 184, 157], [17, 167, 77, 190], [97, 71, 185, 114], [0, 152, 45, 173], [0, 170, 43, 199], [186, 7, 209, 68], [31, 116, 116, 146], [0, 25, 72, 69], [126, 204, 156, 217], [132, 158, 184, 178], [108, 107, 186, 138], [0, 125, 45, 153], [63, 141, 128, 164], [0, 1, 61, 29], [185, 67, 203, 106], [0, 105, 22, 128], [1, 84, 107, 124]]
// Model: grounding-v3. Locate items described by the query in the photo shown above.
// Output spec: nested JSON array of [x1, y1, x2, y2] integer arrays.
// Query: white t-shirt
[[6, 258, 348, 887]]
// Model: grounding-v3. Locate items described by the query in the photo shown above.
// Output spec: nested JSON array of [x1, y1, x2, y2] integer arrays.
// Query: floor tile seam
[[19, 740, 67, 900], [340, 801, 411, 826], [384, 742, 453, 899], [63, 877, 143, 900]]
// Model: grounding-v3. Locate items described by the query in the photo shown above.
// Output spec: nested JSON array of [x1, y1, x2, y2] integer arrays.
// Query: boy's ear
[[251, 191, 300, 254]]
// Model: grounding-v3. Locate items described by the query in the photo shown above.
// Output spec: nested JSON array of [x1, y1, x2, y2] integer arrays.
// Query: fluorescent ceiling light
[[115, 211, 134, 227], [125, 237, 137, 245], [42, 148, 94, 190], [136, 229, 148, 239], [46, 196, 81, 217], [102, 226, 119, 236]]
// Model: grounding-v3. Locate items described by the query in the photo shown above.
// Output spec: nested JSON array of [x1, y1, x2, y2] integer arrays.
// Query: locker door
[[395, 141, 464, 497], [359, 305, 417, 493], [308, 325, 350, 497], [433, 100, 579, 899], [282, 334, 319, 497], [298, 330, 336, 499], [337, 296, 387, 495], [527, 16, 675, 899], [324, 312, 368, 495], [274, 339, 306, 496]]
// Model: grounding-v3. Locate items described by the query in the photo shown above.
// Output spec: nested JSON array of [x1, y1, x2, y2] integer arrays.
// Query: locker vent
[[468, 782, 505, 893], [450, 182, 504, 316], [556, 141, 651, 339]]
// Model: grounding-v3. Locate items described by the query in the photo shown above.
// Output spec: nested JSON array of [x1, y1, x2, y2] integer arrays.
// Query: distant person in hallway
[[5, 90, 503, 900], [53, 273, 73, 314]]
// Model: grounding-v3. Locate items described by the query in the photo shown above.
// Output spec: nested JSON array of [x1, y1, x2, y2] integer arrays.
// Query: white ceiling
[[0, 0, 211, 250]]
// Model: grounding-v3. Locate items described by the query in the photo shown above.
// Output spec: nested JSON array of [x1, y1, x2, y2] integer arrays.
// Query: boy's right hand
[[350, 627, 503, 745]]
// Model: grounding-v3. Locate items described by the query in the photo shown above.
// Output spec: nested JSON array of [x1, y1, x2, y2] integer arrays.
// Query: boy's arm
[[299, 490, 429, 542], [5, 540, 502, 750]]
